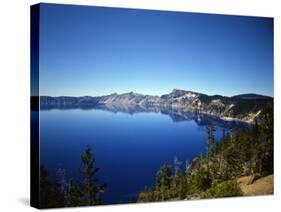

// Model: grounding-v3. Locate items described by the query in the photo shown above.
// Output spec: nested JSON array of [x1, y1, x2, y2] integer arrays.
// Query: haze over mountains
[[40, 89, 273, 123]]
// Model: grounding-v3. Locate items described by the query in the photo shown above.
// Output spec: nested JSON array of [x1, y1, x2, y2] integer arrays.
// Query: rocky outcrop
[[237, 175, 273, 196]]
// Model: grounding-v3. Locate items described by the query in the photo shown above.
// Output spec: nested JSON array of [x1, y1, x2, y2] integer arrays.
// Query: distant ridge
[[39, 89, 273, 123], [231, 93, 272, 100]]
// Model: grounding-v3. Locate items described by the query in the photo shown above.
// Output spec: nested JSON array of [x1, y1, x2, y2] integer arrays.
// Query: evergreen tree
[[172, 173, 188, 199], [155, 164, 173, 200], [40, 165, 64, 208], [156, 164, 172, 189], [80, 145, 106, 205], [206, 122, 216, 157], [66, 180, 84, 207]]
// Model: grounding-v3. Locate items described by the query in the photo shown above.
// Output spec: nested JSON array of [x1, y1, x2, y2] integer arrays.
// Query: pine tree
[[80, 145, 106, 205], [66, 180, 84, 207], [40, 165, 64, 208], [156, 164, 172, 189], [156, 164, 172, 200], [206, 122, 216, 157]]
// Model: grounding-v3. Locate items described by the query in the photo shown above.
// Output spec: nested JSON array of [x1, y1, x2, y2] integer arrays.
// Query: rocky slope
[[40, 89, 273, 123], [237, 175, 273, 196]]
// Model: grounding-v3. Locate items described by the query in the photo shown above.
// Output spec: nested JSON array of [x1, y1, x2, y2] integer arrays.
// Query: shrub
[[202, 180, 243, 198], [187, 168, 211, 194]]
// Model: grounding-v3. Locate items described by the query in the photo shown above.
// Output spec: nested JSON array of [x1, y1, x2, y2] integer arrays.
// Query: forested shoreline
[[138, 110, 273, 202]]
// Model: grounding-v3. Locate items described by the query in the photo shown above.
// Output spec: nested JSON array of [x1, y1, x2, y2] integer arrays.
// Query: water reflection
[[41, 103, 248, 129]]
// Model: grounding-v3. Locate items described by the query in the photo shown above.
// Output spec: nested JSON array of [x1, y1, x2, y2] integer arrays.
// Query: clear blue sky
[[39, 3, 273, 97]]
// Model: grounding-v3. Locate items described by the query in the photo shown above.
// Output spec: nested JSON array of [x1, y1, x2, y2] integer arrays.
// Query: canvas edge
[[30, 3, 40, 209]]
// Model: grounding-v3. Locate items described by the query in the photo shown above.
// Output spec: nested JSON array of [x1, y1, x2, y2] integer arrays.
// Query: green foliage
[[171, 174, 188, 199], [66, 181, 84, 207], [187, 168, 211, 194], [40, 145, 106, 208], [80, 145, 106, 205], [202, 180, 243, 198], [206, 122, 217, 157], [39, 165, 65, 208], [153, 164, 173, 201], [156, 164, 172, 189], [138, 186, 154, 202]]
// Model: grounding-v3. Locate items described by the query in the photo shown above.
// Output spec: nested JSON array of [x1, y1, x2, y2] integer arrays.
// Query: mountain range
[[39, 89, 273, 123]]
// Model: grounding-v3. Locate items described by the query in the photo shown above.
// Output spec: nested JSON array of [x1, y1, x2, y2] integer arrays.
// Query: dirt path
[[237, 175, 273, 196]]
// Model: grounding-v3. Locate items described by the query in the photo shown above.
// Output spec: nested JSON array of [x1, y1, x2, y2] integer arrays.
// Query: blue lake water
[[40, 109, 229, 204]]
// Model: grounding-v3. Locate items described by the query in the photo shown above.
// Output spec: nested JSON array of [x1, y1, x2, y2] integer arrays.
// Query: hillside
[[237, 175, 273, 196], [39, 89, 273, 123], [138, 112, 273, 202]]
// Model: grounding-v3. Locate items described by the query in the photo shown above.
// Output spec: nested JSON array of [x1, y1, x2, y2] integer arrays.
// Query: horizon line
[[35, 88, 274, 98]]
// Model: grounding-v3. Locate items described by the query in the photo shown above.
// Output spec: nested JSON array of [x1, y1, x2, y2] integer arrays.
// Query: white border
[[0, 0, 280, 211]]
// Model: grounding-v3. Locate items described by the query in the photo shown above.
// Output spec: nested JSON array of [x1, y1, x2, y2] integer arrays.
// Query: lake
[[40, 108, 239, 204]]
